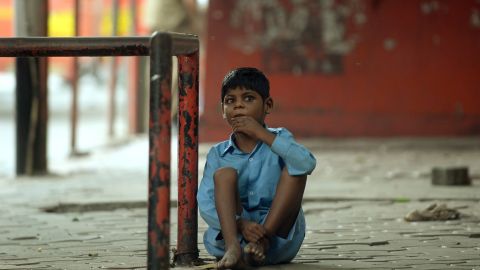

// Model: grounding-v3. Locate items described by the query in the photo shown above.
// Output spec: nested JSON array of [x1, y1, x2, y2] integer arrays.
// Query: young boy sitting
[[197, 67, 316, 269]]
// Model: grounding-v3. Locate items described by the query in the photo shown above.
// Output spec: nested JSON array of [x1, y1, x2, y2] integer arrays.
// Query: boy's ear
[[264, 97, 273, 115], [221, 102, 227, 119]]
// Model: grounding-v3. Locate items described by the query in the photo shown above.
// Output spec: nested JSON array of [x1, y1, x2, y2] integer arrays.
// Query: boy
[[197, 67, 316, 269]]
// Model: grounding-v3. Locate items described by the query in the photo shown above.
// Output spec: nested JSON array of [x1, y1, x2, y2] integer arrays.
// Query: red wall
[[201, 0, 480, 141]]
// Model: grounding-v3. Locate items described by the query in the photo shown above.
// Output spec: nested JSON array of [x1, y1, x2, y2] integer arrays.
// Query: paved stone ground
[[1, 136, 480, 270]]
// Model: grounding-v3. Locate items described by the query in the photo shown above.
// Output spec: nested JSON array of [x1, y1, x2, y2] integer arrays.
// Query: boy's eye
[[224, 98, 234, 104], [244, 95, 255, 102]]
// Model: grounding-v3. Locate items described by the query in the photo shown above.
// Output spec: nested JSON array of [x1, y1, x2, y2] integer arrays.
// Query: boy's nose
[[233, 100, 244, 108]]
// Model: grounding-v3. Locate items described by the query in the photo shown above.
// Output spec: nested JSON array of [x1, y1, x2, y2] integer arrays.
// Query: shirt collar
[[221, 133, 238, 156]]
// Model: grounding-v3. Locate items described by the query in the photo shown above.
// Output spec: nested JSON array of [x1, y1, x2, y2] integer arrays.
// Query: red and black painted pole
[[148, 32, 173, 270], [175, 50, 200, 264], [0, 33, 200, 269]]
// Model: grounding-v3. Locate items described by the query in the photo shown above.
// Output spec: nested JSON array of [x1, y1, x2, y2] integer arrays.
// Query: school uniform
[[197, 127, 316, 264]]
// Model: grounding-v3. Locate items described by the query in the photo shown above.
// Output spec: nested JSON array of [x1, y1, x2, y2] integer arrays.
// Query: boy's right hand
[[237, 219, 267, 243], [231, 116, 276, 146]]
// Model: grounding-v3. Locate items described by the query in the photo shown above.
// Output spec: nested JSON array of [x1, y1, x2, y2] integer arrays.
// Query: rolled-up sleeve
[[270, 128, 316, 175]]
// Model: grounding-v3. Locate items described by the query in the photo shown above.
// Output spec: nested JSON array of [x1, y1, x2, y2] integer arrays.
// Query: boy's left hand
[[237, 219, 267, 243]]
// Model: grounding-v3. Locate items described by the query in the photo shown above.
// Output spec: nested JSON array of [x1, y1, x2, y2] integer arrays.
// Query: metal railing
[[0, 32, 199, 269]]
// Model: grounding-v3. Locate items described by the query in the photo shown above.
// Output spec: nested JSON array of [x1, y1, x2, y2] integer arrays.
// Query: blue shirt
[[197, 127, 317, 233]]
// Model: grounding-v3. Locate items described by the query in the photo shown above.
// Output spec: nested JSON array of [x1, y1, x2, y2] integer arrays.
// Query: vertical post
[[128, 0, 146, 134], [137, 57, 149, 133], [128, 0, 138, 134], [108, 0, 119, 137], [148, 32, 172, 270], [70, 0, 80, 155], [175, 51, 199, 265], [14, 0, 49, 175]]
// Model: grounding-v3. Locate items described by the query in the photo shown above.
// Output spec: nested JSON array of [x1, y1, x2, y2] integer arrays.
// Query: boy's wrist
[[258, 128, 276, 146]]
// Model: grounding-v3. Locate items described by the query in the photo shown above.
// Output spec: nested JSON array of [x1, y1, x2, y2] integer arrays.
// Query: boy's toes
[[243, 242, 266, 266], [217, 245, 243, 269]]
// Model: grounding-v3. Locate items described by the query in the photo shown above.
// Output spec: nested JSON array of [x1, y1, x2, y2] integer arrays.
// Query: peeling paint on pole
[[148, 32, 172, 270], [175, 51, 200, 265], [0, 32, 200, 270]]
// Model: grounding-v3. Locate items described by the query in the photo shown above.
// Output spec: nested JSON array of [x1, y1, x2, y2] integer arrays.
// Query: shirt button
[[248, 158, 253, 162], [249, 191, 254, 195]]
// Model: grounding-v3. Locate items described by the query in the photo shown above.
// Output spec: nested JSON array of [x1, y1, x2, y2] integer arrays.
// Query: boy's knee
[[213, 167, 237, 185]]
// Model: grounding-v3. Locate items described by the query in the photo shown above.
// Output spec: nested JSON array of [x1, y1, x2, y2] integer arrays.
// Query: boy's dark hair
[[221, 67, 270, 102]]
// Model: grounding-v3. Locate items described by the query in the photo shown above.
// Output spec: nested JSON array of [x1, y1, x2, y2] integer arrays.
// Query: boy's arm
[[270, 128, 316, 175], [231, 116, 316, 174]]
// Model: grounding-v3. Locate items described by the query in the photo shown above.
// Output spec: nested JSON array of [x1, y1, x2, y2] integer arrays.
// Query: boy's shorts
[[203, 208, 306, 265]]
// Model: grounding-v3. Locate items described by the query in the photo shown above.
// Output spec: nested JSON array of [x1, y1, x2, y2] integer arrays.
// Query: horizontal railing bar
[[0, 33, 198, 57], [0, 37, 150, 57]]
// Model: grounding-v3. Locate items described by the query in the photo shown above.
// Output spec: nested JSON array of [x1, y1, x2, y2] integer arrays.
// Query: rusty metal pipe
[[0, 32, 200, 269], [175, 52, 200, 265], [0, 35, 198, 57], [0, 37, 150, 57], [148, 32, 173, 270], [169, 32, 199, 55]]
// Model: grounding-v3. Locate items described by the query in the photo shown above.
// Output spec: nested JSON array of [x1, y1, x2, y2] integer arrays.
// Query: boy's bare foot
[[217, 244, 244, 269], [243, 238, 269, 266]]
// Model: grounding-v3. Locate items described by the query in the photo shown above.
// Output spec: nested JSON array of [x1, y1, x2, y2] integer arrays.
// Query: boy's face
[[222, 87, 273, 127]]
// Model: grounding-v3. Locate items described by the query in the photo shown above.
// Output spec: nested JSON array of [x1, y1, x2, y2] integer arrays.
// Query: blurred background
[[1, 0, 480, 177]]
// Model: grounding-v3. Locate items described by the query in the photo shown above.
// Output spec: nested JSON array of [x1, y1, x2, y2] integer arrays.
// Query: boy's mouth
[[232, 113, 246, 118]]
